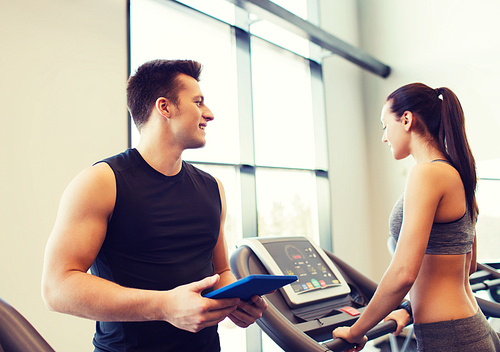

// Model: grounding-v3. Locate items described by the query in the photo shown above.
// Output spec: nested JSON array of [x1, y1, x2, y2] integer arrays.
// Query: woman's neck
[[410, 137, 446, 164]]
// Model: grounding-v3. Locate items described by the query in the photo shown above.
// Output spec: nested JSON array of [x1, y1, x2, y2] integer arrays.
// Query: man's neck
[[135, 140, 183, 176]]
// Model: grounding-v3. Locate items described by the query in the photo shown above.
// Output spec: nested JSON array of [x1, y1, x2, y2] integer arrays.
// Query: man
[[42, 59, 267, 352]]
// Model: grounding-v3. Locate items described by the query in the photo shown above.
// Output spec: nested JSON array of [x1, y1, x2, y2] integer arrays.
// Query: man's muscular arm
[[42, 164, 239, 333]]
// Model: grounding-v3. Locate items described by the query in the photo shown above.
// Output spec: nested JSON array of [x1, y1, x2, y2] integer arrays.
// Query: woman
[[332, 83, 500, 351]]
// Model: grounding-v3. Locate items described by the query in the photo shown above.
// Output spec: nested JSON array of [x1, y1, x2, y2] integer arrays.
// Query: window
[[129, 1, 327, 350], [251, 37, 316, 169], [129, 0, 239, 164], [256, 168, 320, 242], [475, 159, 500, 262]]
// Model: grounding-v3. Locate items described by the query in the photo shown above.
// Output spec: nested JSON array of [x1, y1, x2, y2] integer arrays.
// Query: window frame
[[127, 1, 332, 350], [128, 0, 332, 249]]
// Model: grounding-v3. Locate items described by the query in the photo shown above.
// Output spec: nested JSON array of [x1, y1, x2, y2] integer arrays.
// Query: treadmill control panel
[[238, 237, 351, 307], [263, 241, 341, 294]]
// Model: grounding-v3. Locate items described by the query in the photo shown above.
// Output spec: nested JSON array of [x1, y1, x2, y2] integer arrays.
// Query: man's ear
[[155, 97, 171, 119], [402, 111, 414, 131]]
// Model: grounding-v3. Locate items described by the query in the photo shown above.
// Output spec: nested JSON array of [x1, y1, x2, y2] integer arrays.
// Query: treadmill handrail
[[321, 319, 397, 351], [230, 245, 331, 351], [477, 263, 500, 279], [230, 244, 402, 351], [477, 296, 500, 318], [0, 298, 55, 352]]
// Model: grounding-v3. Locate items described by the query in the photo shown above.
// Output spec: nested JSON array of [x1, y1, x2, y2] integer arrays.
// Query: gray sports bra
[[388, 161, 475, 255]]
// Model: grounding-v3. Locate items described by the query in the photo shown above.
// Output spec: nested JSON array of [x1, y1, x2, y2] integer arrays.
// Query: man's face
[[169, 74, 214, 150]]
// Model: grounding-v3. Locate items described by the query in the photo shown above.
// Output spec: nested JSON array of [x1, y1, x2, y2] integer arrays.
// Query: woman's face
[[380, 102, 411, 160]]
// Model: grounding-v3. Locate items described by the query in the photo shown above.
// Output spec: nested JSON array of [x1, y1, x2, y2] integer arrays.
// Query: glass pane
[[176, 0, 236, 25], [129, 0, 239, 164], [256, 168, 319, 243], [219, 317, 246, 351], [476, 179, 500, 262], [262, 332, 285, 352], [271, 0, 308, 19], [251, 37, 316, 169], [192, 164, 244, 350], [250, 20, 310, 58], [477, 158, 500, 179], [191, 164, 243, 254]]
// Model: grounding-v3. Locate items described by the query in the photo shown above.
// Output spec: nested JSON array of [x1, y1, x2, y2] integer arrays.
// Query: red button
[[340, 307, 361, 316]]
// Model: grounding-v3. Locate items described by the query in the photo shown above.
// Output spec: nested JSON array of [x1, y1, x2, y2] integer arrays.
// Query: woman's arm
[[469, 232, 477, 275], [332, 163, 444, 345]]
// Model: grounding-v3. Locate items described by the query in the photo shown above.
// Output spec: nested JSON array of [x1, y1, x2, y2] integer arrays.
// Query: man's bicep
[[44, 163, 116, 276]]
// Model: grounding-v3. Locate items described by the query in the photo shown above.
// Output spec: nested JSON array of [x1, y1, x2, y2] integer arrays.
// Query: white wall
[[0, 1, 128, 350], [360, 0, 500, 279], [319, 1, 386, 279], [321, 0, 500, 281]]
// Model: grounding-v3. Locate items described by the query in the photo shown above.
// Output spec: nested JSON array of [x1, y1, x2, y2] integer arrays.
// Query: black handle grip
[[321, 319, 397, 352]]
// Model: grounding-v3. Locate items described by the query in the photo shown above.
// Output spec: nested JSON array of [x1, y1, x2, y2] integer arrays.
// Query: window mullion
[[234, 28, 255, 167], [233, 25, 258, 239], [234, 20, 262, 352], [310, 61, 328, 172]]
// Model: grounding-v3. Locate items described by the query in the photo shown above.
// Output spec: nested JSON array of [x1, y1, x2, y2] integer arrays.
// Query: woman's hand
[[384, 309, 412, 336], [331, 326, 368, 352]]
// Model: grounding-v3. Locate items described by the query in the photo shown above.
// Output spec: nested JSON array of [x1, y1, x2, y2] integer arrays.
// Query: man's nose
[[203, 106, 214, 121]]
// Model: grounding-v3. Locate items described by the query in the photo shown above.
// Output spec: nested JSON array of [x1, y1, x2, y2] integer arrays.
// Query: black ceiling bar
[[227, 0, 391, 78]]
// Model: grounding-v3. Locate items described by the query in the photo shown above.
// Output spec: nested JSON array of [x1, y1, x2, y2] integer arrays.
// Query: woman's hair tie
[[435, 87, 443, 100]]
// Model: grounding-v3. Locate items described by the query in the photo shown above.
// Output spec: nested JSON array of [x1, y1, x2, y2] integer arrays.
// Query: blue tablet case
[[203, 274, 298, 301]]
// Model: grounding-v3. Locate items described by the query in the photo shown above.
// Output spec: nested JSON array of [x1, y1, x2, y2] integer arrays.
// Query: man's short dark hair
[[127, 59, 202, 130]]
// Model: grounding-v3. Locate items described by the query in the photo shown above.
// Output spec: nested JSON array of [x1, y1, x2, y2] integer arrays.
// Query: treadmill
[[230, 236, 500, 352]]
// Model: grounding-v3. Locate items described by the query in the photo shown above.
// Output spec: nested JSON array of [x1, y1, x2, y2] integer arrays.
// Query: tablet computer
[[203, 274, 298, 301]]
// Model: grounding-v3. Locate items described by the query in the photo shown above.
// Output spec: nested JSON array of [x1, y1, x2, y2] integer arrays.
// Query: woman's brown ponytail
[[387, 83, 478, 221], [437, 87, 478, 221]]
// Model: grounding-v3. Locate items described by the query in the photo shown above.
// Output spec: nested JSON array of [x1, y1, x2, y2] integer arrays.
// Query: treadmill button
[[340, 307, 361, 316]]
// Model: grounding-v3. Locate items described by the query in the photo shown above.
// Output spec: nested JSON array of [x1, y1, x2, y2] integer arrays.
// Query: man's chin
[[185, 142, 206, 150]]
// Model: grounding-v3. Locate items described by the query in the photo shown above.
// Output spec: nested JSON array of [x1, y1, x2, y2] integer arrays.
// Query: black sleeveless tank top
[[90, 149, 222, 352]]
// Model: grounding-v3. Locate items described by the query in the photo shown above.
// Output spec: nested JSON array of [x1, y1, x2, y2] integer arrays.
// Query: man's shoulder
[[183, 161, 214, 180], [182, 162, 220, 194], [96, 149, 140, 172]]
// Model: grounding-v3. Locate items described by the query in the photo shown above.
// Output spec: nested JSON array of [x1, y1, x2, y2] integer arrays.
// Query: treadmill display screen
[[262, 240, 341, 294]]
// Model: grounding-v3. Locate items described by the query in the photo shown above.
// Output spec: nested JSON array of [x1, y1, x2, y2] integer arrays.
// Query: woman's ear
[[402, 111, 414, 131]]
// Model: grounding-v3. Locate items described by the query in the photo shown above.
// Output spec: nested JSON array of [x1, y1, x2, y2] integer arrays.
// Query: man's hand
[[228, 295, 268, 328], [162, 275, 240, 333]]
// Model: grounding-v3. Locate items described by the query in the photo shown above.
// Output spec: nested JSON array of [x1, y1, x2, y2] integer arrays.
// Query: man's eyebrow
[[193, 95, 204, 101]]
